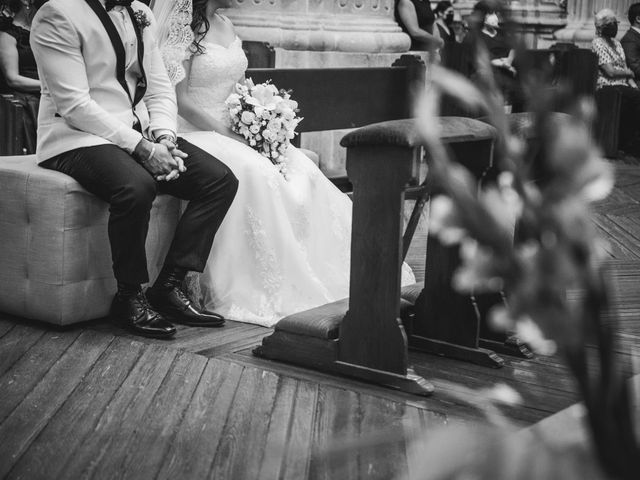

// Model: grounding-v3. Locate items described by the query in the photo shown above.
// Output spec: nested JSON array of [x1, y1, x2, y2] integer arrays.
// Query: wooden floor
[[1, 160, 639, 479]]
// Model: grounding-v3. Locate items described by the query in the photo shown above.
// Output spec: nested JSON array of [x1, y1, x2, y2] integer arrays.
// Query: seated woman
[[0, 0, 42, 154], [395, 0, 443, 52], [592, 8, 640, 156]]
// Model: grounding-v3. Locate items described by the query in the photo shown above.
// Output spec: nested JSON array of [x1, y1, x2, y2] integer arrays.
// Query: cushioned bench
[[0, 155, 181, 325]]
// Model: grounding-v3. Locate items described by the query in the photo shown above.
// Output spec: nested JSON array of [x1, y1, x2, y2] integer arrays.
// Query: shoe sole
[[110, 315, 177, 339], [156, 310, 226, 328]]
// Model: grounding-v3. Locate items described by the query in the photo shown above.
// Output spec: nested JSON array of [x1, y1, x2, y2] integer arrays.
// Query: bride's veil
[[149, 0, 194, 85]]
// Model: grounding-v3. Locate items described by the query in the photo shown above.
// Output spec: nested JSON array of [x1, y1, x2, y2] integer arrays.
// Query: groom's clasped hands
[[133, 137, 188, 182]]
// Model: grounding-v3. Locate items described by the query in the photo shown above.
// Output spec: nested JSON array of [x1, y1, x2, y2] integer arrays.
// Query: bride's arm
[[175, 57, 236, 137]]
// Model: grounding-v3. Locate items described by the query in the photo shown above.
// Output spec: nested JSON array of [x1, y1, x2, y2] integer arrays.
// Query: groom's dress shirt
[[30, 0, 177, 162], [107, 4, 142, 109]]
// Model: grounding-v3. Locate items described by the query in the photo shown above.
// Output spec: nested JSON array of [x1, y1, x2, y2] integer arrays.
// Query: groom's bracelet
[[156, 134, 177, 150]]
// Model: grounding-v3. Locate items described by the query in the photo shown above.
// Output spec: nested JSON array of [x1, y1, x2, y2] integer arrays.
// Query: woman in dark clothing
[[395, 0, 443, 51], [433, 1, 456, 45], [0, 0, 42, 153], [463, 1, 521, 110]]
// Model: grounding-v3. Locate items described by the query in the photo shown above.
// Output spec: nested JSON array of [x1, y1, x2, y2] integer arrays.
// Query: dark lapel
[[84, 0, 133, 103], [126, 6, 147, 107]]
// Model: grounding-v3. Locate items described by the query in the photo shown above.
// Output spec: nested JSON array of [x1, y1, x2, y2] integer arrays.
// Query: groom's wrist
[[133, 138, 155, 164]]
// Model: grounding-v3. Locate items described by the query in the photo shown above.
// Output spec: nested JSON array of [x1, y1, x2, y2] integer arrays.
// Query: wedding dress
[[177, 34, 415, 327]]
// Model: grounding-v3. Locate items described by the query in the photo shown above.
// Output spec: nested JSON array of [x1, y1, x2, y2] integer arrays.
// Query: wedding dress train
[[180, 36, 414, 327]]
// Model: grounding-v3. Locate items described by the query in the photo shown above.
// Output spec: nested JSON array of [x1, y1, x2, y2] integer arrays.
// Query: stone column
[[223, 0, 415, 68], [554, 0, 635, 46]]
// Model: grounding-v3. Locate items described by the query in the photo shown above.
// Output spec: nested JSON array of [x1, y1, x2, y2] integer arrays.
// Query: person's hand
[[431, 36, 444, 49], [134, 139, 180, 181], [158, 137, 188, 179]]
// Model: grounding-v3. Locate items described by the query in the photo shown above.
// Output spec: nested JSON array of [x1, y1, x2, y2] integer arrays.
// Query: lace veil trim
[[150, 0, 194, 86]]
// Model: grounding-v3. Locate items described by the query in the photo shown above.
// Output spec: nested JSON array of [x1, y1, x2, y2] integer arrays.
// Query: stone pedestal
[[224, 0, 411, 67], [554, 0, 635, 46]]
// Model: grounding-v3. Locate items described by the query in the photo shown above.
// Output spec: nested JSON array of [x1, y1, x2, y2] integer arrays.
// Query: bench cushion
[[0, 155, 181, 325], [275, 296, 415, 340], [340, 117, 497, 149]]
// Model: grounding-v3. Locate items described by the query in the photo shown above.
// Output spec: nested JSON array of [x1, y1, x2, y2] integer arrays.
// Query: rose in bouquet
[[225, 78, 302, 178]]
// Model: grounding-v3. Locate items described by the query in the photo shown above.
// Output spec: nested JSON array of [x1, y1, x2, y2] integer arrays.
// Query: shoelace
[[174, 287, 191, 306]]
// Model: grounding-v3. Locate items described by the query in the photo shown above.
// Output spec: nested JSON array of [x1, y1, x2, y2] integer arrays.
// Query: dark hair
[[191, 0, 210, 55], [629, 3, 640, 25], [472, 0, 501, 15], [434, 1, 452, 15], [0, 0, 24, 15]]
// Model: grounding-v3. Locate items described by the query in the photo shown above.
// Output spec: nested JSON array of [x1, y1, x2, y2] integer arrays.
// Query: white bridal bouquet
[[225, 78, 302, 178]]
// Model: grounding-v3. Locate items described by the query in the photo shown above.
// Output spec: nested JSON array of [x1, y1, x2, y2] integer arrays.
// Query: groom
[[30, 0, 238, 339]]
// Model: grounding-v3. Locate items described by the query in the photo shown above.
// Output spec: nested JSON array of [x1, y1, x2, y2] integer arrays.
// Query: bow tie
[[105, 0, 133, 10]]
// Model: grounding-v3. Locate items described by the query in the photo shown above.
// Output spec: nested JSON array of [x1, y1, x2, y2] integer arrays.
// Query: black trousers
[[42, 138, 238, 285]]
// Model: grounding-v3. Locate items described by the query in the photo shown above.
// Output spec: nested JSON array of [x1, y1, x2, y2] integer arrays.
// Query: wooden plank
[[118, 351, 209, 480], [257, 376, 298, 479], [227, 369, 280, 479], [225, 352, 479, 422], [209, 366, 264, 479], [196, 329, 271, 357], [358, 393, 409, 480], [156, 360, 244, 479], [88, 319, 270, 356], [280, 380, 318, 480], [593, 214, 640, 259], [308, 385, 361, 479], [0, 318, 15, 339], [8, 337, 144, 480], [0, 330, 113, 477], [57, 344, 178, 479], [0, 329, 81, 424], [0, 324, 47, 378]]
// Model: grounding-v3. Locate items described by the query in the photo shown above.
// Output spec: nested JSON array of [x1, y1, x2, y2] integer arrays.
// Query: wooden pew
[[253, 57, 502, 394], [0, 94, 25, 156]]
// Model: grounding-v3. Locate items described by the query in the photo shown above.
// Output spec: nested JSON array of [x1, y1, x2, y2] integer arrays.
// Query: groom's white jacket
[[30, 0, 177, 163]]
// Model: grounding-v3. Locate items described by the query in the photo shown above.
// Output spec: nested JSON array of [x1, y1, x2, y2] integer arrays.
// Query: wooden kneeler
[[256, 119, 434, 396]]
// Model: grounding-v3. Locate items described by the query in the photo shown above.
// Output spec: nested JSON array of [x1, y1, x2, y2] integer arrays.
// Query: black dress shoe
[[146, 285, 226, 327], [111, 291, 177, 339]]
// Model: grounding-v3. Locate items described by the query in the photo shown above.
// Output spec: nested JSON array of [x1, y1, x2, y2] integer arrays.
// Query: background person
[[593, 8, 640, 156], [621, 2, 640, 82], [0, 0, 43, 153], [395, 0, 443, 51]]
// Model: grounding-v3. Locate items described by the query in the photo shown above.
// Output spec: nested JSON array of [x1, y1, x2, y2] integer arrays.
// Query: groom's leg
[[41, 144, 157, 285], [157, 137, 238, 272], [148, 138, 237, 326]]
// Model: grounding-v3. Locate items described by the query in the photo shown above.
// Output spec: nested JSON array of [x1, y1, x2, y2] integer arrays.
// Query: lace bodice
[[179, 36, 248, 132]]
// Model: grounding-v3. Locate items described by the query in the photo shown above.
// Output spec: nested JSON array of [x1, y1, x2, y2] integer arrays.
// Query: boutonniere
[[133, 9, 151, 31]]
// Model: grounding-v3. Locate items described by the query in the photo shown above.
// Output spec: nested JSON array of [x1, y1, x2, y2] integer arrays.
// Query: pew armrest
[[340, 117, 497, 150]]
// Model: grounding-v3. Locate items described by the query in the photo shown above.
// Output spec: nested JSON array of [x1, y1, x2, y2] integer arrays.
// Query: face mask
[[485, 13, 499, 29], [445, 12, 454, 25], [601, 23, 618, 38]]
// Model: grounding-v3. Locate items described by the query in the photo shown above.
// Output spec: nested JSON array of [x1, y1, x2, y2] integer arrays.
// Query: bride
[[150, 0, 414, 327]]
